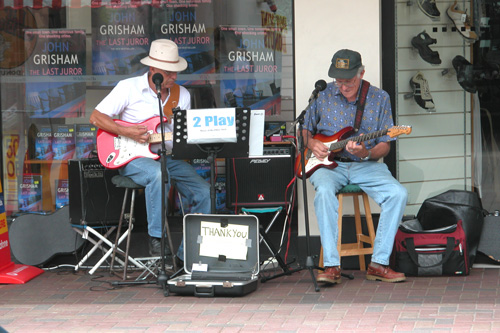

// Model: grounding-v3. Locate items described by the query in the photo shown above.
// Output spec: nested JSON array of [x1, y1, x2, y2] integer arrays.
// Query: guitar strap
[[163, 83, 180, 122], [353, 80, 370, 132]]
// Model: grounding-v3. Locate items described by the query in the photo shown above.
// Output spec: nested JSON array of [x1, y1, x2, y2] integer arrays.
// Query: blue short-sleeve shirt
[[303, 81, 395, 161]]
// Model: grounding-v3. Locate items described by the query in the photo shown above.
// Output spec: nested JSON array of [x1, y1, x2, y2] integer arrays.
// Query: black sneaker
[[148, 236, 172, 257], [410, 72, 435, 110], [452, 55, 477, 93], [417, 0, 440, 19], [411, 31, 441, 65]]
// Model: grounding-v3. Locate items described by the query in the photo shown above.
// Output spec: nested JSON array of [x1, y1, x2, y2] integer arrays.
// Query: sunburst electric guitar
[[96, 116, 172, 169], [295, 125, 412, 179]]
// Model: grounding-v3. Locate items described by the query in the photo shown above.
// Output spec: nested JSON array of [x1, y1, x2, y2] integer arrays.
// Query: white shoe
[[446, 1, 478, 43], [410, 72, 435, 110]]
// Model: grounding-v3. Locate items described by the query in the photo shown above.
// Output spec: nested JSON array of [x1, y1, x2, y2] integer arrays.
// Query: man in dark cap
[[302, 49, 408, 284]]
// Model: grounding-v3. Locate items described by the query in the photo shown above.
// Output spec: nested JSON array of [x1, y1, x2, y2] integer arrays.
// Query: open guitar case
[[167, 214, 259, 297]]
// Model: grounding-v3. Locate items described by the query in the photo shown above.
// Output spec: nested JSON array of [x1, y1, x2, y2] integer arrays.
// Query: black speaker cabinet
[[68, 159, 125, 226], [226, 144, 295, 207]]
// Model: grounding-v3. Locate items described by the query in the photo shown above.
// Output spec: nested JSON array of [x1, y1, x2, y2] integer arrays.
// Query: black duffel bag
[[416, 190, 485, 265]]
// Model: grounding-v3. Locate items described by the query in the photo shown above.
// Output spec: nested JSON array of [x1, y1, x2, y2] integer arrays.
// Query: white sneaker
[[410, 72, 435, 110], [446, 1, 478, 43]]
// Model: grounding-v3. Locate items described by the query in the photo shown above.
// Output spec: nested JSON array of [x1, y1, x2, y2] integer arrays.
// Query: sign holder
[[172, 108, 251, 213]]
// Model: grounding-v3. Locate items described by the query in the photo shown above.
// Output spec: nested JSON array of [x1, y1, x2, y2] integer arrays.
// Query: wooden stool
[[319, 184, 376, 271]]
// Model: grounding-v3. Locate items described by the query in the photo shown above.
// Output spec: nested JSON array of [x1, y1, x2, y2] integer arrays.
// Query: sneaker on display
[[417, 0, 440, 19], [409, 71, 435, 110], [452, 55, 477, 93], [411, 31, 441, 65], [446, 1, 478, 43]]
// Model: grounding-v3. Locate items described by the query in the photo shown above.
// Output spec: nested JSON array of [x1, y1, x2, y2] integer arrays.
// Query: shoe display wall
[[394, 1, 478, 216]]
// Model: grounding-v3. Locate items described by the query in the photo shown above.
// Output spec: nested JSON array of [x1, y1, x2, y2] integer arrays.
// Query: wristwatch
[[361, 150, 371, 161]]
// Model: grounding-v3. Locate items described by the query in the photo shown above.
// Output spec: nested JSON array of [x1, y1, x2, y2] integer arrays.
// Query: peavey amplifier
[[68, 159, 125, 226], [226, 143, 295, 207]]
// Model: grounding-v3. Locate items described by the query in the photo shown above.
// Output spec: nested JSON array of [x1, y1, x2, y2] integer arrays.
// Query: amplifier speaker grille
[[226, 145, 295, 207], [68, 159, 125, 225]]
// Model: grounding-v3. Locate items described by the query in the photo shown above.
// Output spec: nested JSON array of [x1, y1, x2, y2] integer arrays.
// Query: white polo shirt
[[96, 72, 191, 152]]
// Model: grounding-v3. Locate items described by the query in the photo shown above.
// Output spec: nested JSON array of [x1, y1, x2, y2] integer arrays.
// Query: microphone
[[292, 80, 328, 127], [152, 73, 163, 95], [308, 79, 327, 102], [265, 0, 277, 12]]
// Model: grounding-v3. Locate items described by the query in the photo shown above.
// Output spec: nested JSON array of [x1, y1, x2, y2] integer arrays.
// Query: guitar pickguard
[[304, 139, 338, 175], [110, 132, 157, 167]]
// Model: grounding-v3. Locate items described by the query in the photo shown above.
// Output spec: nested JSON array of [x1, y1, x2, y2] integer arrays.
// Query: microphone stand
[[110, 86, 178, 292], [260, 99, 323, 291], [155, 89, 178, 296]]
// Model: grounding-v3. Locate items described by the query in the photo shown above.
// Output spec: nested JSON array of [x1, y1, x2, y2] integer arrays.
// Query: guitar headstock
[[387, 125, 412, 138]]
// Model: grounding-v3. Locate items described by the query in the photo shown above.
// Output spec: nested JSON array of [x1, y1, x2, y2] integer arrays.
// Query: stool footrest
[[358, 234, 373, 245]]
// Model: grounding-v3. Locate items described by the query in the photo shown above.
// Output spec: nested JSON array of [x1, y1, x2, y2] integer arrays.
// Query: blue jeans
[[309, 161, 408, 267], [120, 156, 211, 259]]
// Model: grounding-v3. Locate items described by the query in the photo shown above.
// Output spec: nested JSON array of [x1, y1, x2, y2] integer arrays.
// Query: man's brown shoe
[[366, 263, 406, 283], [317, 266, 341, 284]]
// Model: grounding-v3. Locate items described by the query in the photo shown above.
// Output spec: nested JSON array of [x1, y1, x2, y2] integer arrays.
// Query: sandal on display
[[446, 1, 478, 43], [411, 31, 441, 65]]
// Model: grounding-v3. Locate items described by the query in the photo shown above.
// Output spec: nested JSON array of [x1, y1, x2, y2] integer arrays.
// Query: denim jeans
[[309, 161, 408, 267], [120, 156, 211, 259]]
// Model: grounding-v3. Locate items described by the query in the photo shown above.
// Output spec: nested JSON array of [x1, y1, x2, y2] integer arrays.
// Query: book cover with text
[[34, 124, 53, 160], [55, 179, 69, 209], [91, 5, 151, 86], [75, 124, 97, 159], [18, 174, 42, 212], [24, 29, 86, 118], [52, 124, 75, 160], [151, 0, 215, 85]]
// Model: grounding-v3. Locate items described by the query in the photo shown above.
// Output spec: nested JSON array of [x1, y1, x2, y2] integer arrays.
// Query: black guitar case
[[9, 206, 84, 266]]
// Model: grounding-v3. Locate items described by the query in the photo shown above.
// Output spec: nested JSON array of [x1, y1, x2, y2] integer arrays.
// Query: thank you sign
[[199, 221, 249, 260], [186, 108, 237, 144]]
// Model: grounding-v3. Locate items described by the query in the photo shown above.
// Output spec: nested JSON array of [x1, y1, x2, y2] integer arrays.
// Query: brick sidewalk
[[1, 266, 500, 332]]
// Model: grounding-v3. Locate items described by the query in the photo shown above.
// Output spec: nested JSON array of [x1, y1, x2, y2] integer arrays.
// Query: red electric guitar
[[295, 125, 412, 179], [96, 116, 172, 169]]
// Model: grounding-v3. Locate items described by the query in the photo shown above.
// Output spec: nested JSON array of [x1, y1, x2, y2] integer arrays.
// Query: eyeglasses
[[333, 77, 358, 88], [158, 69, 176, 77]]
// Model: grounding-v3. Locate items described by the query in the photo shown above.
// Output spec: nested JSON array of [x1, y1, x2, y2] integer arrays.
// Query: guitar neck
[[329, 129, 388, 151], [149, 132, 171, 144]]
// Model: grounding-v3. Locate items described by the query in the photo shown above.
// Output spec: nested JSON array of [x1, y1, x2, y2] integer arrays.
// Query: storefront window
[[0, 0, 294, 217]]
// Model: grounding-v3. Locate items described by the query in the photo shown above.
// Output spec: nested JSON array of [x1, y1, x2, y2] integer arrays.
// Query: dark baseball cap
[[328, 49, 363, 79]]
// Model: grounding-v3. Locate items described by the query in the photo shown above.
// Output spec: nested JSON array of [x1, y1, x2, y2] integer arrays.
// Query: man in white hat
[[90, 39, 210, 265]]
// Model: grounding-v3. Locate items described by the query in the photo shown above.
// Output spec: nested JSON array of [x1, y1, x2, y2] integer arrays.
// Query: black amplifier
[[226, 143, 295, 207], [68, 159, 124, 225]]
